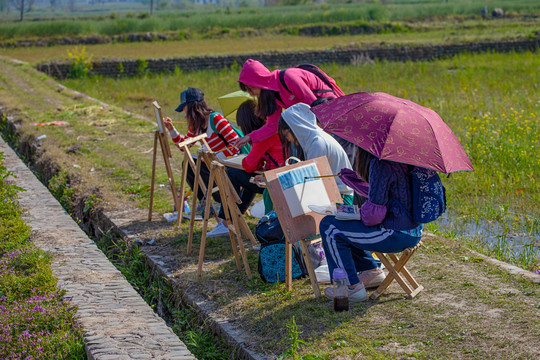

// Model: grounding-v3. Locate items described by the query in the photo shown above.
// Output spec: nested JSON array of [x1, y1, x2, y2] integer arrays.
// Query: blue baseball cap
[[175, 87, 204, 112]]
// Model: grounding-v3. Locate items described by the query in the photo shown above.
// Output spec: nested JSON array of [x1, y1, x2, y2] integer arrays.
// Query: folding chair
[[370, 241, 424, 299]]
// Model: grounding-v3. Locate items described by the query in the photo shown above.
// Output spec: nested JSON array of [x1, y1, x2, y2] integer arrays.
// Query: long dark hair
[[278, 115, 304, 162], [185, 100, 213, 135], [355, 147, 375, 183], [236, 100, 265, 135], [239, 82, 279, 120]]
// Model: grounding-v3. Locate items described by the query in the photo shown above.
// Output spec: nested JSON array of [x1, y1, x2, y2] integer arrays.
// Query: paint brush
[[215, 145, 237, 154], [304, 174, 341, 180]]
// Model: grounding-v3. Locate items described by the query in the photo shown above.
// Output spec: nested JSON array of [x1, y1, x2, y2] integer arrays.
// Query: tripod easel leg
[[214, 164, 251, 279], [148, 132, 159, 221]]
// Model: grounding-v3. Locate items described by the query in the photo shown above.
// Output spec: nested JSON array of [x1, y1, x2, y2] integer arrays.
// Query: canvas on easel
[[263, 156, 342, 297], [149, 101, 211, 228]]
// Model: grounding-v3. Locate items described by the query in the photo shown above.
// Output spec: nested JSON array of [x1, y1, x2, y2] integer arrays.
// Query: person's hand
[[163, 117, 174, 131], [253, 175, 264, 183], [233, 135, 251, 148]]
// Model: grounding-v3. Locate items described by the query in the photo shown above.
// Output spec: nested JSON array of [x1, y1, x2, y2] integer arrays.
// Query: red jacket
[[242, 133, 283, 173]]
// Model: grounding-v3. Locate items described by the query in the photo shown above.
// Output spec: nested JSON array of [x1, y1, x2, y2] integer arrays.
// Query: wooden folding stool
[[370, 241, 424, 299]]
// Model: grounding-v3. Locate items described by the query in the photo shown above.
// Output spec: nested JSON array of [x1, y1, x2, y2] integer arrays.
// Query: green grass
[[0, 152, 86, 359], [1, 53, 539, 359], [59, 50, 539, 271], [2, 17, 539, 64]]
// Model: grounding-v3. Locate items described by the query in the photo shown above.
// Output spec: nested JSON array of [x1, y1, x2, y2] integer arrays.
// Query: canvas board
[[263, 156, 342, 243], [153, 101, 165, 134], [276, 163, 332, 217]]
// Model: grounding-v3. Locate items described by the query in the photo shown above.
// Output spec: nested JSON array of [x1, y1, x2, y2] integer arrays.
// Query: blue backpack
[[208, 112, 251, 154], [395, 167, 447, 224], [255, 211, 308, 283]]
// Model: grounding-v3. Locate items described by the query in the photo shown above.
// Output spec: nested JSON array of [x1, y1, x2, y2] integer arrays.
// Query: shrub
[[66, 46, 93, 79]]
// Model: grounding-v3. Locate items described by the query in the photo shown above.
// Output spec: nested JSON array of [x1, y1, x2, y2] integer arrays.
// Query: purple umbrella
[[312, 92, 474, 173]]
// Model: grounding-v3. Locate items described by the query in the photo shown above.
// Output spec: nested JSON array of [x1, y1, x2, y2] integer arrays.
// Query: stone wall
[[37, 39, 539, 79]]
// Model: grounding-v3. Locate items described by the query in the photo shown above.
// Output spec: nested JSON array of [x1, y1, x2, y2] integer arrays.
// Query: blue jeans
[[319, 216, 421, 286], [218, 167, 264, 219]]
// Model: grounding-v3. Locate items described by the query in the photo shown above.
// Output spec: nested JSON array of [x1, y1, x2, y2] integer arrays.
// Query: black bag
[[255, 211, 284, 244]]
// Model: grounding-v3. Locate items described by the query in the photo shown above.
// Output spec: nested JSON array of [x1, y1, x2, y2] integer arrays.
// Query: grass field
[[1, 47, 539, 359], [58, 50, 539, 271], [2, 17, 538, 64]]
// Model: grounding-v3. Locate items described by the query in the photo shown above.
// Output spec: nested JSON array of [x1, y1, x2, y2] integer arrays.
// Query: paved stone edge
[[0, 136, 196, 360]]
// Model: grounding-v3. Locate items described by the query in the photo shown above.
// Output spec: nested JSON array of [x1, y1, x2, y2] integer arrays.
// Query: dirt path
[[1, 57, 539, 360]]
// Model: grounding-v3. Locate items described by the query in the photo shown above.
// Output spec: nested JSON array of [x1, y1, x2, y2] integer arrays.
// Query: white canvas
[[277, 163, 332, 217]]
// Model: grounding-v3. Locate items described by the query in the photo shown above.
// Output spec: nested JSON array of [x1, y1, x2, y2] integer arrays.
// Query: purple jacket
[[361, 158, 419, 231], [238, 59, 340, 143]]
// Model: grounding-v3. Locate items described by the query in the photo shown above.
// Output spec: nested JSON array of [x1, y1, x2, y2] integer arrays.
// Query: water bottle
[[332, 268, 349, 312], [183, 197, 190, 214]]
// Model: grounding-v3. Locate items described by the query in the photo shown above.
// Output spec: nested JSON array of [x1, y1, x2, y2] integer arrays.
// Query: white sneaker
[[358, 268, 386, 289], [324, 283, 367, 303], [206, 221, 229, 238]]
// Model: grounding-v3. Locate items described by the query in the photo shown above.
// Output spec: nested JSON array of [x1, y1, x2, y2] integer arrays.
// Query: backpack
[[208, 112, 251, 155], [255, 211, 323, 283], [394, 166, 447, 224], [257, 240, 307, 283], [278, 64, 345, 103]]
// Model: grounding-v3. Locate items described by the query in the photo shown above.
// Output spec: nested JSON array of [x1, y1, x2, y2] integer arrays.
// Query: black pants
[[218, 167, 264, 219], [186, 156, 221, 203]]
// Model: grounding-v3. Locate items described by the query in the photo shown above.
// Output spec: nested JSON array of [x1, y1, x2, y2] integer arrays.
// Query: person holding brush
[[278, 103, 354, 204], [163, 87, 240, 214], [208, 99, 284, 237], [234, 59, 357, 165]]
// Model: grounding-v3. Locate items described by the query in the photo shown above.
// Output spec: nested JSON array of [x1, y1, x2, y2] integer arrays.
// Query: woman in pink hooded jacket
[[234, 59, 345, 150]]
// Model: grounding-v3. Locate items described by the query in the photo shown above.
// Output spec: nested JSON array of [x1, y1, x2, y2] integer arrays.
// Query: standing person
[[320, 147, 424, 303], [163, 87, 240, 207], [234, 59, 356, 163], [208, 100, 284, 237], [279, 103, 354, 204]]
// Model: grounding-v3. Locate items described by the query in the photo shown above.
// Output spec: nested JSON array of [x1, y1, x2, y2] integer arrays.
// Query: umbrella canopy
[[217, 90, 256, 122], [312, 92, 473, 173]]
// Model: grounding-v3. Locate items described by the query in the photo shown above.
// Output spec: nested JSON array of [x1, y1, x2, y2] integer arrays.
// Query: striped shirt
[[168, 113, 240, 158]]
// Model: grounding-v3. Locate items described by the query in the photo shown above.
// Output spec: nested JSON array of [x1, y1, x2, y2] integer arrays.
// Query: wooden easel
[[195, 151, 257, 280], [263, 156, 341, 297], [174, 134, 212, 228], [148, 101, 181, 222], [187, 149, 221, 255], [149, 101, 212, 228]]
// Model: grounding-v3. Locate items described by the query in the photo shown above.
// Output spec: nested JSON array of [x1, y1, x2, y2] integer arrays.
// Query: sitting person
[[208, 100, 284, 237], [320, 147, 424, 302], [278, 102, 354, 204], [163, 87, 240, 208]]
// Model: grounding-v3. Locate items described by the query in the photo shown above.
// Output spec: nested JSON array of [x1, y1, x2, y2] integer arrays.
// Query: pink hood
[[238, 59, 281, 91]]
